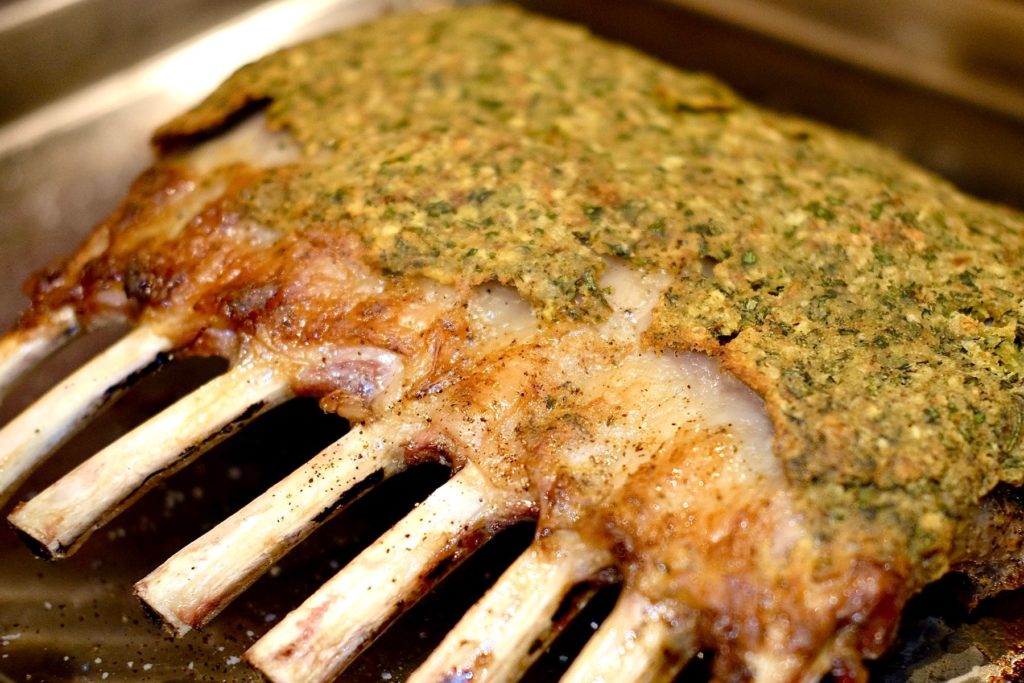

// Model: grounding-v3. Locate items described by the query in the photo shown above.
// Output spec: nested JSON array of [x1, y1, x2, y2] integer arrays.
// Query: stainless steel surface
[[0, 0, 269, 125], [663, 0, 1024, 125], [1, 0, 1023, 680]]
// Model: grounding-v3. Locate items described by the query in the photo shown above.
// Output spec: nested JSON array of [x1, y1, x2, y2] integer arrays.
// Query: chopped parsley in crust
[[150, 5, 1022, 589]]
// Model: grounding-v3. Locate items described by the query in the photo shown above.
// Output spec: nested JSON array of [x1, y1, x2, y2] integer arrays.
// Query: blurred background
[[0, 0, 1022, 680]]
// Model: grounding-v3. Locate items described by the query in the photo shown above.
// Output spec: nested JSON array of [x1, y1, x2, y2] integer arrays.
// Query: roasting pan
[[1, 0, 1023, 680]]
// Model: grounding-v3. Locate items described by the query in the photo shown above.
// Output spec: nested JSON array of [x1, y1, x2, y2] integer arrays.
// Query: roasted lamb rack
[[1, 6, 1023, 682]]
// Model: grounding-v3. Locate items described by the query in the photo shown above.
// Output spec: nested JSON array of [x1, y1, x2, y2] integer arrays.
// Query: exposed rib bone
[[246, 463, 531, 683], [408, 530, 611, 683], [135, 418, 420, 635], [561, 592, 698, 683], [8, 360, 291, 558], [0, 325, 172, 507], [0, 307, 78, 399]]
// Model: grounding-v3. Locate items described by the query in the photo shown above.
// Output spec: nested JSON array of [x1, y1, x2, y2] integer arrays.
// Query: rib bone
[[135, 418, 419, 635], [560, 592, 698, 683], [407, 530, 611, 683], [8, 359, 291, 558], [246, 463, 531, 683], [0, 307, 78, 399], [0, 324, 172, 507]]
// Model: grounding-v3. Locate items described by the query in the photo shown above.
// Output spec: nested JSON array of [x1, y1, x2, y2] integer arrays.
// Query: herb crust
[[156, 5, 1024, 584]]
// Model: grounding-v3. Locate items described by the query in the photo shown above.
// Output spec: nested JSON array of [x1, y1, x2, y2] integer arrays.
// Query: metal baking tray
[[1, 0, 1023, 680]]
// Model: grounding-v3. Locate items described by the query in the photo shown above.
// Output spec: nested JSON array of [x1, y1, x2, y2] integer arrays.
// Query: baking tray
[[1, 0, 1023, 680]]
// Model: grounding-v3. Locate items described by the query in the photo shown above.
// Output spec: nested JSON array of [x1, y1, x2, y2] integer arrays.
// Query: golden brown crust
[[577, 426, 910, 679], [145, 6, 1024, 584], [15, 5, 1024, 677]]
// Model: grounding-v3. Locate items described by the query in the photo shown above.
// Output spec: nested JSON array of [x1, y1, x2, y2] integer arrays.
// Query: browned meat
[[1, 6, 1023, 682]]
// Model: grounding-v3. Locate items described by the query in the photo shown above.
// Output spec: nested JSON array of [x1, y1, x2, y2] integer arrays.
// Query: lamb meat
[[1, 6, 1023, 682]]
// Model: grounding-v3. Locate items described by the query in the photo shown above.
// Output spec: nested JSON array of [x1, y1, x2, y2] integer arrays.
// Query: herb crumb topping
[[158, 5, 1024, 581]]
